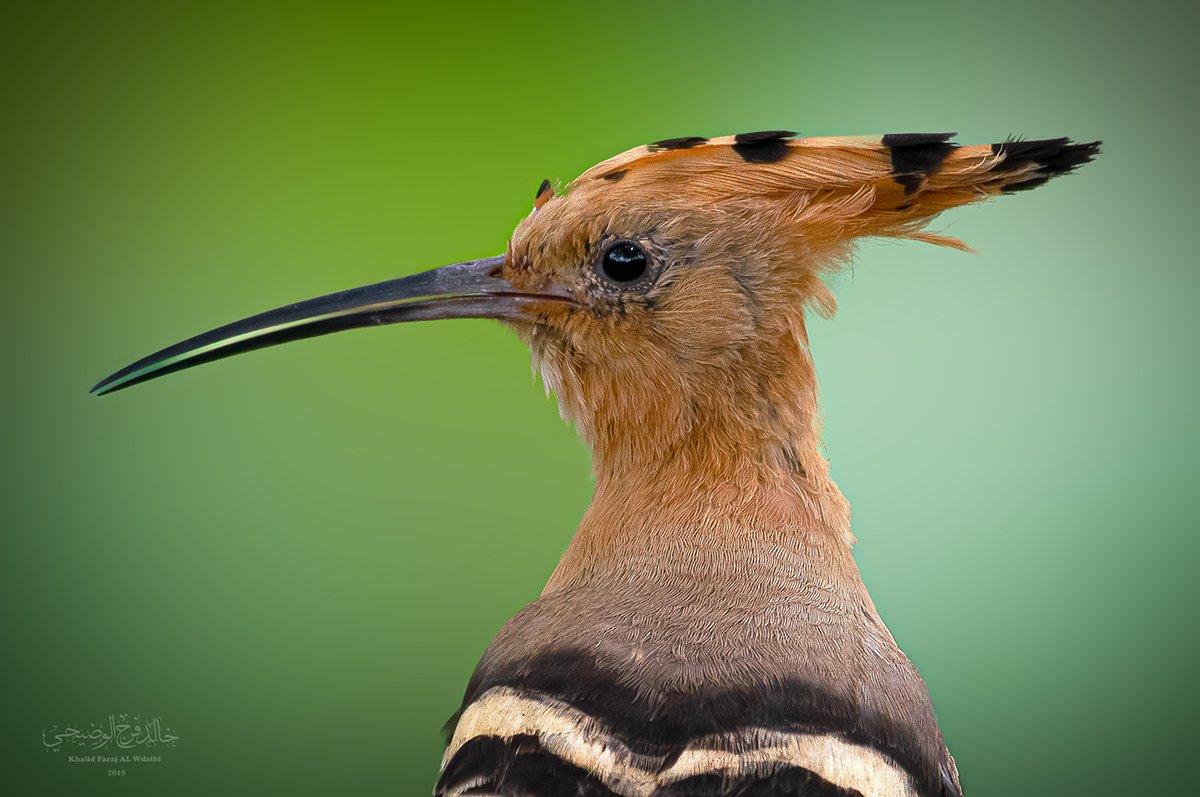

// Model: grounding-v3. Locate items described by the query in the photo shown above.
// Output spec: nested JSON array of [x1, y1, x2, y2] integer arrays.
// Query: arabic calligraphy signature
[[43, 715, 179, 751]]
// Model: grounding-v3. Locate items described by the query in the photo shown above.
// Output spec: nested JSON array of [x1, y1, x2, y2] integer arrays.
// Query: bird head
[[94, 131, 1097, 482]]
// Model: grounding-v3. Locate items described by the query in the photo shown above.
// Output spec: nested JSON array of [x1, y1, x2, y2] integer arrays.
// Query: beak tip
[[90, 374, 121, 396]]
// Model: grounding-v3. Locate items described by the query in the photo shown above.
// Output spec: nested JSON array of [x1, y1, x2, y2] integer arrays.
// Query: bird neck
[[545, 319, 856, 595]]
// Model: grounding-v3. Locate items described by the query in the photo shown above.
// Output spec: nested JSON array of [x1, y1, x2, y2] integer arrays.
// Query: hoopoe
[[94, 131, 1099, 796]]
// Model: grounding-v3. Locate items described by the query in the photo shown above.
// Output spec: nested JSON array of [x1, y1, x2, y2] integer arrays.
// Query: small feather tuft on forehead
[[533, 178, 555, 211]]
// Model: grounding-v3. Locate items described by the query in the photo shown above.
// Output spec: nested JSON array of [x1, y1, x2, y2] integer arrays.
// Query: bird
[[93, 130, 1100, 796]]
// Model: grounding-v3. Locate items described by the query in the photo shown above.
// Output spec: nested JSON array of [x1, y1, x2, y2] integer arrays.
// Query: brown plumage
[[449, 132, 1097, 797], [92, 130, 1100, 797]]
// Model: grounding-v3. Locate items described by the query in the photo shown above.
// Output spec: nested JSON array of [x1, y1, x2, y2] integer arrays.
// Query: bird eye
[[598, 241, 649, 284]]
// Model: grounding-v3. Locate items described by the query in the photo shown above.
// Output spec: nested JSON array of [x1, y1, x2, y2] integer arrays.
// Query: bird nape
[[93, 131, 1100, 796]]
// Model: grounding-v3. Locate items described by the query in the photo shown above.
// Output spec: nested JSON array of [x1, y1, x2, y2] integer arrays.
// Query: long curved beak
[[91, 255, 568, 396]]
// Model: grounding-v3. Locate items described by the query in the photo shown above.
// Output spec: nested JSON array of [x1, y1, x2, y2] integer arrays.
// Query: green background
[[2, 1, 1196, 794]]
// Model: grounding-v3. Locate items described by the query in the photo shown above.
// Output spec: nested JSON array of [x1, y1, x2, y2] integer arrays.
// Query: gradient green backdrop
[[3, 1, 1197, 794]]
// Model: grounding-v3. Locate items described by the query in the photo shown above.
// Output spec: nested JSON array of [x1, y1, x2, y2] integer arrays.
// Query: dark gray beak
[[91, 255, 570, 396]]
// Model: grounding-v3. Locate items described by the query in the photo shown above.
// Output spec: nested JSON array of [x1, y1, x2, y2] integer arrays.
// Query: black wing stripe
[[453, 650, 950, 796], [654, 766, 862, 796], [440, 735, 867, 797], [436, 734, 620, 797]]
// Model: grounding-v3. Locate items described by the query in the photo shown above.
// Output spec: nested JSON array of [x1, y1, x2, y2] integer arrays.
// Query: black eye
[[598, 241, 648, 284]]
